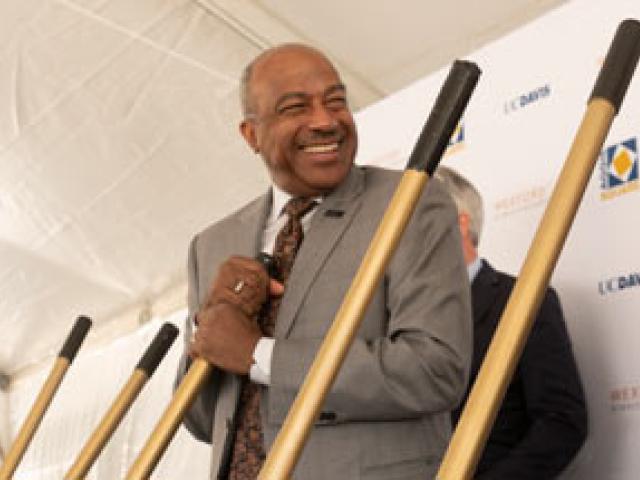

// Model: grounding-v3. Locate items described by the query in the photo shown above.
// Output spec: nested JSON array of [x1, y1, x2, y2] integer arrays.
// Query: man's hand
[[205, 255, 282, 318], [191, 255, 285, 375], [191, 302, 262, 375]]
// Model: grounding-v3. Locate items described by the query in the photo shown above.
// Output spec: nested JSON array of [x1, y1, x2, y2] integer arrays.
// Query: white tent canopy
[[0, 0, 565, 377]]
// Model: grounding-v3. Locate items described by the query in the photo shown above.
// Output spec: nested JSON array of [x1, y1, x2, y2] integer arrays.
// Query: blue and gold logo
[[600, 137, 639, 200], [445, 120, 465, 157]]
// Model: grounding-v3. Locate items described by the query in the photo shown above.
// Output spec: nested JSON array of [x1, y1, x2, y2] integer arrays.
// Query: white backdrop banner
[[356, 1, 640, 478]]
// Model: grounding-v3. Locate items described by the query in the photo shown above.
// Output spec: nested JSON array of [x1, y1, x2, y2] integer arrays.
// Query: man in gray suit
[[178, 43, 472, 479]]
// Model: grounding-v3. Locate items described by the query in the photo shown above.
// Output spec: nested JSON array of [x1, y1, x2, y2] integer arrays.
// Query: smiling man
[[177, 44, 472, 480], [239, 46, 357, 198]]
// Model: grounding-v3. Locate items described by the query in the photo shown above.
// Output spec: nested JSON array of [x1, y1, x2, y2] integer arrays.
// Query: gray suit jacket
[[178, 166, 472, 479]]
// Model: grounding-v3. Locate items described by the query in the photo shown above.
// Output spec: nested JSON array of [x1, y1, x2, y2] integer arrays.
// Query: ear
[[240, 119, 259, 153], [457, 211, 478, 264], [458, 212, 471, 241]]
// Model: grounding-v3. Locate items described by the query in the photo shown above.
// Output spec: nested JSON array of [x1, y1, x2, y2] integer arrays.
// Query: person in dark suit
[[436, 166, 588, 479], [177, 44, 473, 479]]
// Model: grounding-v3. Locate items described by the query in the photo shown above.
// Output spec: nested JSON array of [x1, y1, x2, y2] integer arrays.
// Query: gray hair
[[239, 56, 257, 117], [435, 166, 484, 247]]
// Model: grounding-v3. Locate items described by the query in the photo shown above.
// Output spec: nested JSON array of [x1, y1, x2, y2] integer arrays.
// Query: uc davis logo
[[504, 84, 551, 114], [600, 137, 639, 200], [445, 120, 465, 157], [598, 271, 640, 295]]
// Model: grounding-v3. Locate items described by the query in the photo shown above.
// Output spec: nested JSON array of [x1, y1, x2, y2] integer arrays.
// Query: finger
[[206, 256, 260, 296], [231, 269, 263, 295], [188, 340, 200, 360], [225, 274, 269, 316], [214, 290, 262, 317], [215, 281, 266, 315], [227, 256, 269, 284], [228, 256, 270, 288], [194, 307, 213, 328], [206, 277, 260, 311], [229, 255, 269, 274], [221, 268, 266, 305], [205, 257, 270, 316], [269, 278, 285, 297]]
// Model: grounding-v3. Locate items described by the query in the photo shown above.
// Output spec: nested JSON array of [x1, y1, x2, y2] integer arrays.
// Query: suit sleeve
[[476, 289, 588, 480], [176, 235, 220, 443], [269, 180, 473, 422]]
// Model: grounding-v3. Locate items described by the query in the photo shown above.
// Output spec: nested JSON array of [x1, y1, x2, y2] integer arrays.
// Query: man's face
[[240, 47, 358, 197]]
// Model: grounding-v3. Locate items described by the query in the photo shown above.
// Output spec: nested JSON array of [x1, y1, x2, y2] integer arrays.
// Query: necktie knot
[[283, 197, 317, 221]]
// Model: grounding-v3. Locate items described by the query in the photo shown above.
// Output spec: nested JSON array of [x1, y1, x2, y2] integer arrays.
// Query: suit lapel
[[471, 260, 500, 324], [275, 167, 366, 337], [211, 191, 271, 449], [235, 191, 272, 258]]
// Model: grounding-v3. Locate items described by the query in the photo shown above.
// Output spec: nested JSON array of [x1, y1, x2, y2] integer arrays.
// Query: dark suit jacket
[[452, 260, 587, 479]]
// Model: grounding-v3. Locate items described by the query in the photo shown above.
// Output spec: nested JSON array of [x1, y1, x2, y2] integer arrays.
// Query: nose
[[308, 102, 338, 131]]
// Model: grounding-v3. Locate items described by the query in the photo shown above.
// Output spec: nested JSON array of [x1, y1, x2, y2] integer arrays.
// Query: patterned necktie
[[228, 197, 317, 479]]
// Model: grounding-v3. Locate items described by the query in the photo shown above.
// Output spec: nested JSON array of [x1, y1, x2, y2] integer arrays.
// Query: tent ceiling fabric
[[0, 0, 564, 375]]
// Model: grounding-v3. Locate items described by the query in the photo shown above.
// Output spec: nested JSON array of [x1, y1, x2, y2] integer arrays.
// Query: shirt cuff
[[249, 337, 275, 385]]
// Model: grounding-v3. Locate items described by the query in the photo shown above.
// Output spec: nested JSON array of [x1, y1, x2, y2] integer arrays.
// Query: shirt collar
[[269, 183, 291, 223], [269, 183, 322, 221], [467, 256, 483, 282]]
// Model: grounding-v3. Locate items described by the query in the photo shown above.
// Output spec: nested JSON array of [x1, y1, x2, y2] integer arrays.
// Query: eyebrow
[[325, 83, 346, 96], [274, 83, 347, 111]]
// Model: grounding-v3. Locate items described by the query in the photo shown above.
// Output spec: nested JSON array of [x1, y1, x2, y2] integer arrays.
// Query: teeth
[[303, 143, 338, 153]]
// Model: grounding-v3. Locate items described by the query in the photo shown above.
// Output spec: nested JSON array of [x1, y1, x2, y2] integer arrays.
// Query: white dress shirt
[[467, 256, 482, 282], [249, 184, 320, 384]]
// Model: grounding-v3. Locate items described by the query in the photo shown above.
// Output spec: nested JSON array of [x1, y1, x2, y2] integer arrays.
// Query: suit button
[[319, 411, 336, 422]]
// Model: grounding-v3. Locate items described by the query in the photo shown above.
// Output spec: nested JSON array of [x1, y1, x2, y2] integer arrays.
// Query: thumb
[[269, 278, 285, 297]]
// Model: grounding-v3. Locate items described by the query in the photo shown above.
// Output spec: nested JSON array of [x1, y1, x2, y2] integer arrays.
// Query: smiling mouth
[[301, 142, 340, 153]]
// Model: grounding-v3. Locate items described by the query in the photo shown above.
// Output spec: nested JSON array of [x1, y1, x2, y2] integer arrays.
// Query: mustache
[[299, 126, 344, 144]]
